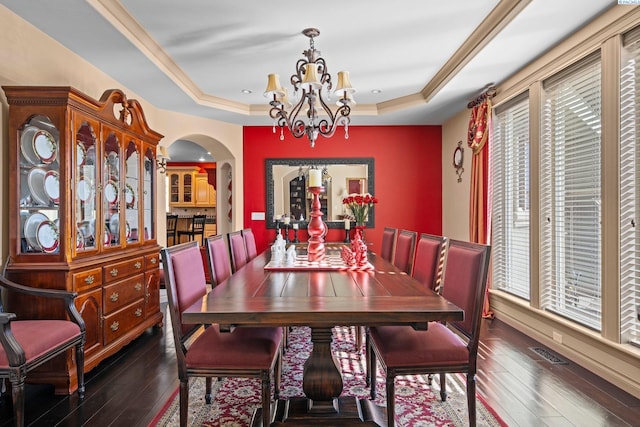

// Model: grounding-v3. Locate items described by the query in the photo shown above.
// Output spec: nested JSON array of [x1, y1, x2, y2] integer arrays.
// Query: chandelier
[[264, 28, 356, 147]]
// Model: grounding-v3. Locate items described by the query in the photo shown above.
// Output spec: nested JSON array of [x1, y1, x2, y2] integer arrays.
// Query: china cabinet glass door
[[18, 115, 61, 254], [125, 140, 140, 244], [75, 116, 99, 254], [103, 129, 121, 248], [143, 147, 155, 241]]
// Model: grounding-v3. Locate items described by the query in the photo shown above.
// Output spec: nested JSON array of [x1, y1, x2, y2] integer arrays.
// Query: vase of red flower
[[342, 193, 378, 239]]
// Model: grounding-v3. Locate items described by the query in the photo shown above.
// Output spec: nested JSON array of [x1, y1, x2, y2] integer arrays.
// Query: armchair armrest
[[1, 260, 85, 334], [0, 312, 26, 366]]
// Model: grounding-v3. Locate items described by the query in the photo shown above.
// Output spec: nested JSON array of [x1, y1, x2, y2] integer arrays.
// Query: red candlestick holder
[[307, 186, 326, 262]]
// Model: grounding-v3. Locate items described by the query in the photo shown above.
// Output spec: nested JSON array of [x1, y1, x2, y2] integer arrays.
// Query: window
[[620, 28, 640, 346], [540, 53, 602, 330], [492, 94, 530, 299]]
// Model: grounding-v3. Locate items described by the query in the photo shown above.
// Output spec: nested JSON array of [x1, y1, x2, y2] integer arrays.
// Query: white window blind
[[492, 94, 530, 300], [540, 53, 602, 330], [620, 28, 640, 346]]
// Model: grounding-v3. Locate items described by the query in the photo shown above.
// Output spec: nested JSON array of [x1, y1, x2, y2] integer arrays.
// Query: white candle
[[293, 223, 298, 230], [308, 169, 322, 187], [344, 219, 350, 230], [283, 215, 290, 225]]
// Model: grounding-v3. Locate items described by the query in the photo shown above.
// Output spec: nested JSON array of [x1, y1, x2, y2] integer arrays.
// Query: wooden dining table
[[182, 247, 464, 426]]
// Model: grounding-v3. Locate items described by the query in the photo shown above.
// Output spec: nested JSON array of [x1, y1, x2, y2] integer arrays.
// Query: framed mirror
[[266, 158, 375, 229]]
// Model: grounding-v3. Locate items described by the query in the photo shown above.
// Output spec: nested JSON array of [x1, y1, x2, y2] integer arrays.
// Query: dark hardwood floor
[[1, 299, 639, 427]]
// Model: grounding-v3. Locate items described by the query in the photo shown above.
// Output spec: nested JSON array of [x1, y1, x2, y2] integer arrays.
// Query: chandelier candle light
[[264, 28, 356, 147]]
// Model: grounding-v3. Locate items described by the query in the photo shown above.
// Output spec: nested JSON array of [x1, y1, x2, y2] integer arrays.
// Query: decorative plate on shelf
[[44, 170, 60, 204], [125, 183, 135, 207], [33, 130, 57, 164], [104, 180, 119, 204], [104, 226, 111, 246], [77, 178, 93, 202], [36, 220, 59, 253], [109, 214, 119, 236], [20, 126, 42, 165], [23, 211, 49, 251], [27, 167, 49, 205]]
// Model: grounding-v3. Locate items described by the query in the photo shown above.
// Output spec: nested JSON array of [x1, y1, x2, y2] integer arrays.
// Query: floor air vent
[[529, 347, 569, 365]]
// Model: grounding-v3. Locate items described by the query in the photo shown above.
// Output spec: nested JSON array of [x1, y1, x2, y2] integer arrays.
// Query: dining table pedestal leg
[[262, 326, 386, 426]]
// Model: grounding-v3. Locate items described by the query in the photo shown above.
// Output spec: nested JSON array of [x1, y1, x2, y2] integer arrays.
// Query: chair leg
[[205, 377, 213, 404], [274, 349, 282, 400], [365, 327, 371, 387], [386, 375, 395, 427], [261, 371, 272, 427], [179, 379, 189, 427], [355, 326, 362, 351], [369, 347, 376, 399], [10, 372, 25, 427], [439, 372, 447, 401], [75, 341, 85, 399], [467, 373, 477, 427]]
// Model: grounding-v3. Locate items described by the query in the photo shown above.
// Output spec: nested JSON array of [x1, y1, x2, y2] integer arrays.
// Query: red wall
[[243, 125, 442, 254]]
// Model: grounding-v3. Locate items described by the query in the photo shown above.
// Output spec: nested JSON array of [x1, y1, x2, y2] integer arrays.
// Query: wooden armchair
[[0, 262, 86, 427], [368, 239, 491, 427], [161, 241, 282, 427]]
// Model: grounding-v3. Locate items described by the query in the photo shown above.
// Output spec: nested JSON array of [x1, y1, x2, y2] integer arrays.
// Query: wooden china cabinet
[[2, 86, 164, 394]]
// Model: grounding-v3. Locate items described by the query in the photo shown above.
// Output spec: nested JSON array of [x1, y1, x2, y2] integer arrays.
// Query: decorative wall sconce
[[156, 146, 170, 174], [453, 140, 464, 182]]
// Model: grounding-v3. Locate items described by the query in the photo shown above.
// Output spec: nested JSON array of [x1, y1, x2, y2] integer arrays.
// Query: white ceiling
[[0, 0, 615, 132]]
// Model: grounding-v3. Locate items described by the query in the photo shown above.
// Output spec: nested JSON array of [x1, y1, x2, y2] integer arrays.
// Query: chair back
[[242, 228, 258, 261], [205, 234, 232, 286], [441, 239, 491, 351], [166, 214, 178, 244], [380, 227, 397, 262], [228, 231, 248, 273], [160, 241, 208, 341], [412, 234, 448, 293], [191, 215, 207, 232], [393, 230, 418, 275]]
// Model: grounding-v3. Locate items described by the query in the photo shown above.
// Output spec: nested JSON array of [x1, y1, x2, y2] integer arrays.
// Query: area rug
[[150, 326, 506, 426]]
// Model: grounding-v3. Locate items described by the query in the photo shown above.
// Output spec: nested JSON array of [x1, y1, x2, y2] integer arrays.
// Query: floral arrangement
[[342, 193, 378, 226]]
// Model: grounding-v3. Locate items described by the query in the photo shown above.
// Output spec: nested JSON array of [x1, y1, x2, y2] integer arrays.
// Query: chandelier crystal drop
[[264, 28, 355, 147]]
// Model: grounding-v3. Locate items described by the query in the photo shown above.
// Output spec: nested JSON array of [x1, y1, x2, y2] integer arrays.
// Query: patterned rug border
[[149, 327, 508, 427]]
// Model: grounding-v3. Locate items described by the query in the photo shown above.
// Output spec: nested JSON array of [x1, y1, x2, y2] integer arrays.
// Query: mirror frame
[[266, 157, 375, 229]]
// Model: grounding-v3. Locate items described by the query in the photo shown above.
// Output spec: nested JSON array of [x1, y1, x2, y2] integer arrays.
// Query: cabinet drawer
[[145, 253, 160, 270], [103, 257, 145, 283], [103, 300, 145, 346], [72, 267, 103, 292], [103, 274, 146, 314]]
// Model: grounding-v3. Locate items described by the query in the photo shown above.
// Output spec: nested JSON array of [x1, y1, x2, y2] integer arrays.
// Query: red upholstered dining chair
[[412, 233, 448, 293], [368, 239, 491, 427], [228, 230, 248, 273], [242, 228, 258, 261], [0, 262, 86, 427], [365, 233, 448, 383], [205, 234, 232, 287], [380, 227, 397, 263], [392, 229, 418, 275], [161, 241, 282, 427]]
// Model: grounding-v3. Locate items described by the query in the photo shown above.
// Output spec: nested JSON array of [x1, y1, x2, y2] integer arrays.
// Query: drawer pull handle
[[135, 262, 142, 269], [84, 275, 95, 285], [110, 268, 119, 277], [135, 308, 143, 317], [150, 257, 157, 265], [110, 321, 119, 332], [110, 292, 119, 302], [134, 283, 142, 291]]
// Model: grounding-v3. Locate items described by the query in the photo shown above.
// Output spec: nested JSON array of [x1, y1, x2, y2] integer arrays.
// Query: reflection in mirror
[[266, 158, 374, 229]]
